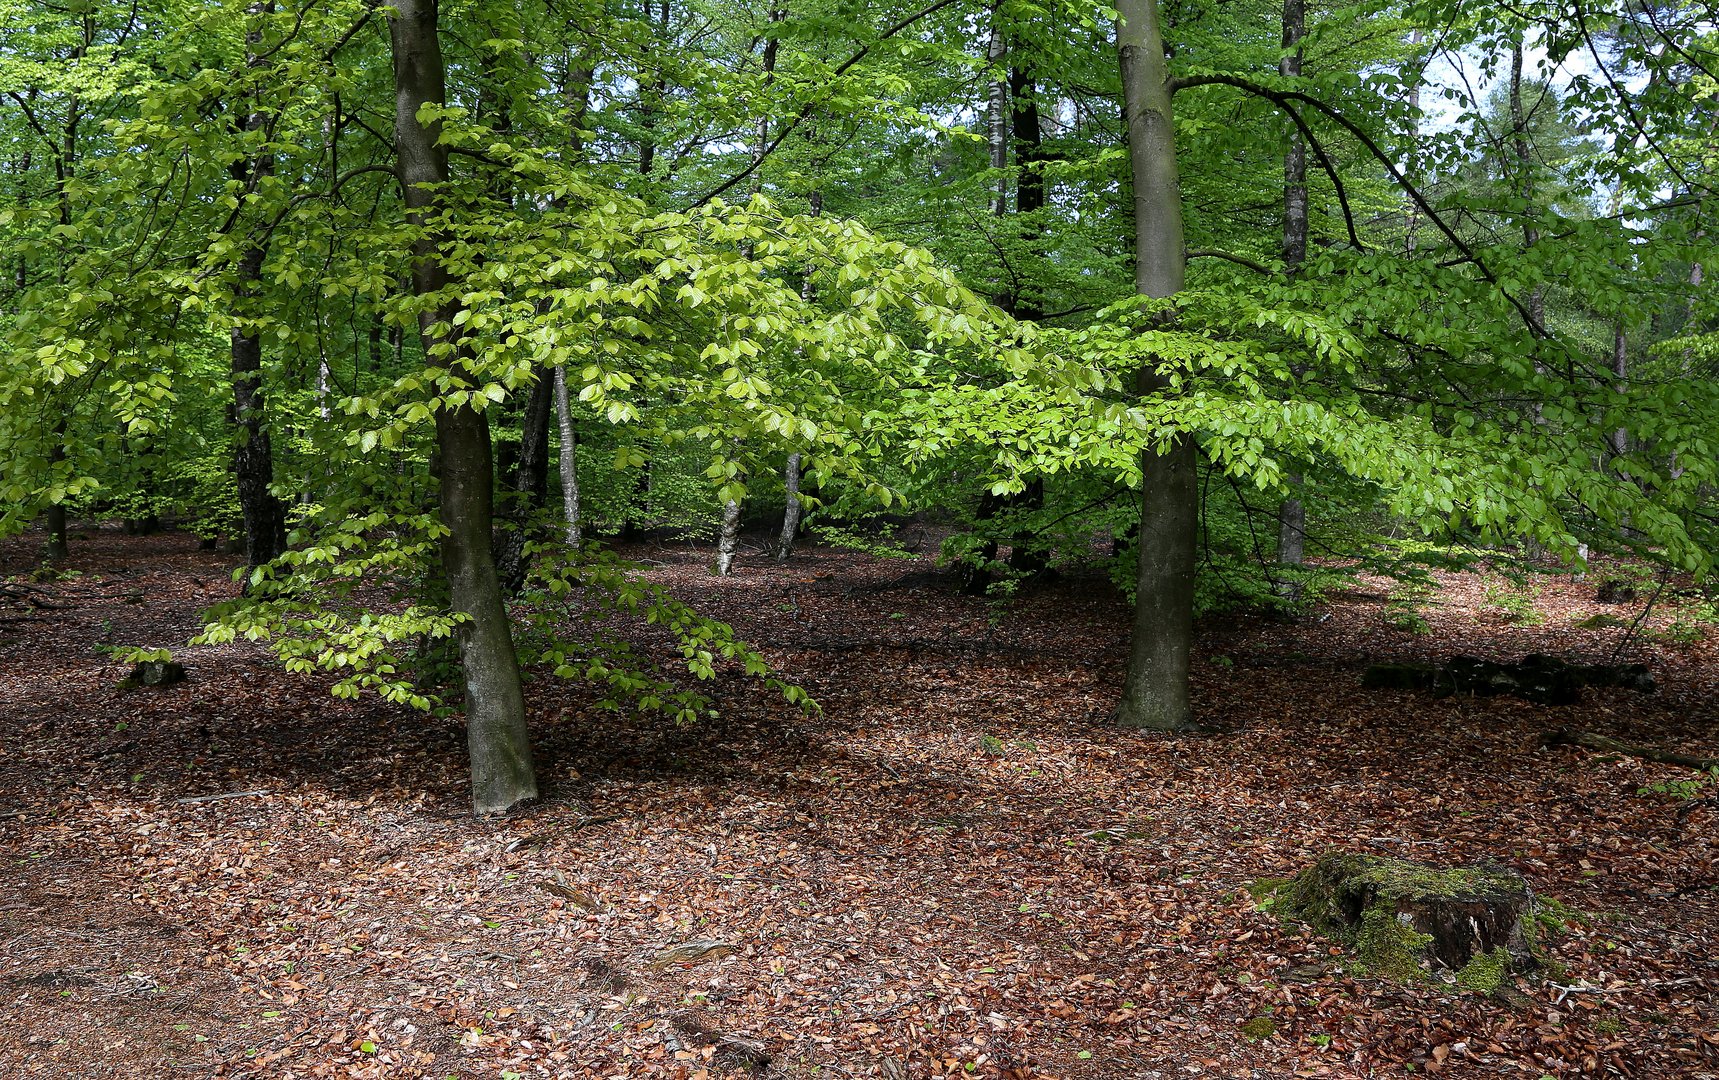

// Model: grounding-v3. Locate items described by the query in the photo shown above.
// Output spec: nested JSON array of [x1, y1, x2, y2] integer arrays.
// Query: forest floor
[[0, 525, 1715, 1080]]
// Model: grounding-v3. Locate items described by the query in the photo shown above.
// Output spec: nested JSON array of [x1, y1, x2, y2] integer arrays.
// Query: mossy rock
[[1276, 852, 1539, 986], [1574, 613, 1629, 631]]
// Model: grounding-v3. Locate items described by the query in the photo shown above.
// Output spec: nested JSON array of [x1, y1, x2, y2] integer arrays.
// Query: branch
[[688, 0, 970, 208]]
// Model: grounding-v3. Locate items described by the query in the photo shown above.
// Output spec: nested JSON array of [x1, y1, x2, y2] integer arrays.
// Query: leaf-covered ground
[[1, 527, 1715, 1080]]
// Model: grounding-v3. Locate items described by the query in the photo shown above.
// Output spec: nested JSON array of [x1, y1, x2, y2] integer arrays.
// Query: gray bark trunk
[[985, 13, 1008, 215], [776, 452, 802, 562], [1116, 0, 1197, 731], [715, 496, 743, 576], [389, 0, 536, 816], [554, 364, 582, 548]]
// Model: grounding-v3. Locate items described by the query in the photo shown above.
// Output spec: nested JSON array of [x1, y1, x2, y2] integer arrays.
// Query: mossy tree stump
[[1274, 852, 1540, 989]]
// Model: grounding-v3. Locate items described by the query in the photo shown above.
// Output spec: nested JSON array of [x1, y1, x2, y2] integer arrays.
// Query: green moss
[[1246, 877, 1292, 909], [1355, 906, 1434, 982], [1455, 949, 1510, 994], [1238, 1017, 1277, 1042]]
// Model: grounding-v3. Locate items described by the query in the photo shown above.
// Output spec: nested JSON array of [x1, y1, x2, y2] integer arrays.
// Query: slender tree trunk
[[553, 364, 582, 547], [1275, 0, 1308, 570], [714, 11, 782, 577], [985, 12, 1008, 216], [1115, 0, 1197, 732], [230, 2, 288, 574], [1403, 29, 1423, 256], [495, 372, 553, 593], [776, 184, 820, 562], [389, 0, 536, 816], [1508, 42, 1544, 331], [1610, 320, 1628, 460], [1003, 62, 1049, 578], [44, 428, 68, 560], [776, 452, 803, 561]]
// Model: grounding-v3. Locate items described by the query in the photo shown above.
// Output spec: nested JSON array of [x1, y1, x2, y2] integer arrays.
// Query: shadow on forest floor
[[1, 524, 1714, 1079]]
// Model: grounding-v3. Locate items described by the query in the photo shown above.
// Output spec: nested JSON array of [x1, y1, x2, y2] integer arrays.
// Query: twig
[[173, 789, 270, 805]]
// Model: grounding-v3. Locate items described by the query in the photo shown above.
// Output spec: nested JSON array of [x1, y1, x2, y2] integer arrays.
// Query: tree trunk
[[1115, 0, 1198, 731], [44, 425, 68, 560], [715, 494, 743, 576], [1275, 0, 1307, 570], [776, 185, 820, 563], [985, 12, 1008, 215], [553, 364, 582, 547], [495, 370, 553, 594], [776, 452, 802, 562], [1003, 62, 1049, 578], [230, 1, 288, 574], [389, 0, 536, 816]]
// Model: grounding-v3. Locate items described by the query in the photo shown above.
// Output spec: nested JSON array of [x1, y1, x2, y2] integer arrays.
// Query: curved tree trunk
[[1115, 0, 1197, 731], [389, 0, 536, 816]]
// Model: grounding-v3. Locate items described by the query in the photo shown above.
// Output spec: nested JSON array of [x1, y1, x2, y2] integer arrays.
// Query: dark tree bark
[[495, 371, 554, 594], [1116, 0, 1198, 731], [230, 2, 288, 574], [389, 0, 536, 816]]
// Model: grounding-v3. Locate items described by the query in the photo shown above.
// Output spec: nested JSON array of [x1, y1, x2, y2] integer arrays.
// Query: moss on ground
[[1455, 948, 1510, 994]]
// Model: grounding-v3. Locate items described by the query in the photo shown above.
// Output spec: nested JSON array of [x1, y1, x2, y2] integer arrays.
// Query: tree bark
[[230, 1, 288, 574], [776, 452, 803, 562], [715, 494, 743, 576], [495, 371, 553, 594], [1275, 0, 1307, 570], [1115, 0, 1198, 731], [985, 11, 1008, 216], [553, 364, 582, 547], [776, 184, 820, 563], [389, 0, 536, 816]]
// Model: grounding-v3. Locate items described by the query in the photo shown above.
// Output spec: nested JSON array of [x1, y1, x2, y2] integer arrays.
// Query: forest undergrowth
[[0, 526, 1714, 1079]]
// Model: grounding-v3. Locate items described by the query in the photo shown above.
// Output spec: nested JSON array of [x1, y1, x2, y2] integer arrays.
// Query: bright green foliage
[[2, 0, 1717, 743]]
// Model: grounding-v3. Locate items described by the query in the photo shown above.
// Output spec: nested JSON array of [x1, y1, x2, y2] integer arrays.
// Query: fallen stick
[[174, 789, 271, 805], [1542, 729, 1718, 772]]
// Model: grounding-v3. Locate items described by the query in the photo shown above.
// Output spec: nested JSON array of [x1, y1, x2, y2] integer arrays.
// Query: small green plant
[[1638, 766, 1717, 802], [1482, 579, 1544, 625], [1238, 1016, 1277, 1042], [979, 733, 1006, 756], [1385, 579, 1434, 634]]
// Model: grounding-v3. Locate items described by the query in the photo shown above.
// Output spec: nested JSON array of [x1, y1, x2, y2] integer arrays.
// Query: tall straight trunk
[[1610, 320, 1628, 460], [553, 56, 593, 552], [389, 0, 536, 816], [776, 185, 820, 562], [1116, 0, 1197, 732], [553, 365, 582, 547], [638, 0, 669, 176], [1004, 61, 1049, 577], [985, 12, 1008, 215], [1275, 0, 1308, 569], [1507, 42, 1544, 330], [714, 11, 782, 577], [230, 1, 288, 573]]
